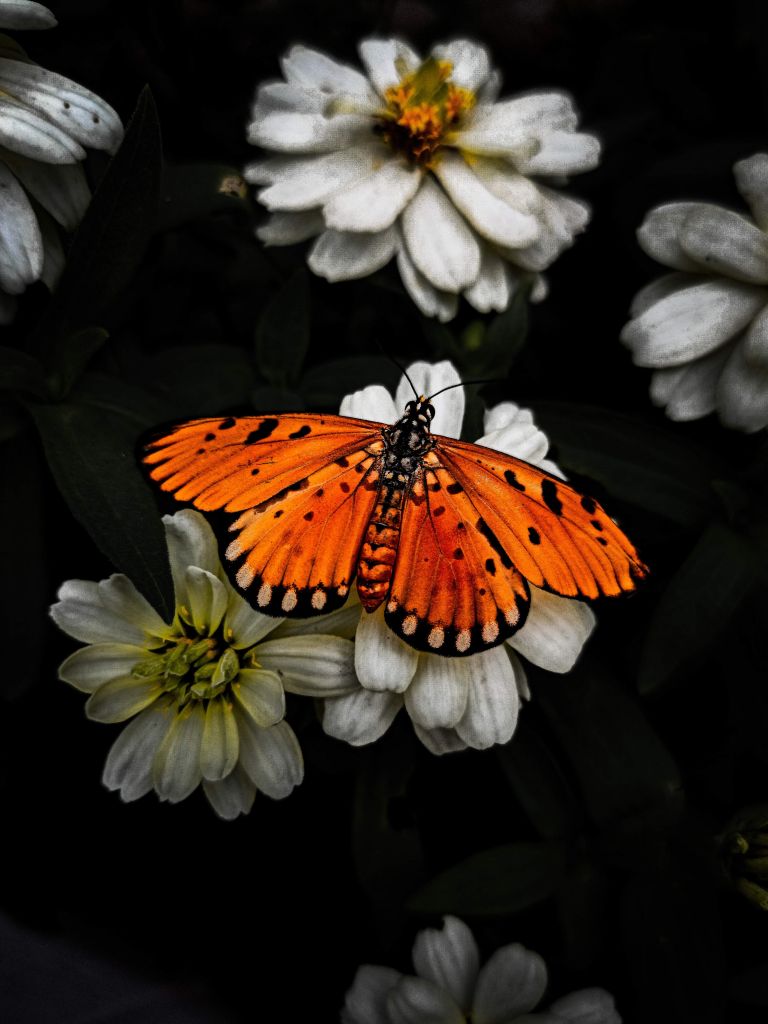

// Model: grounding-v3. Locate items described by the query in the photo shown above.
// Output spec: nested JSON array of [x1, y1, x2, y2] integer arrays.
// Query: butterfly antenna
[[372, 338, 419, 399], [427, 378, 499, 401]]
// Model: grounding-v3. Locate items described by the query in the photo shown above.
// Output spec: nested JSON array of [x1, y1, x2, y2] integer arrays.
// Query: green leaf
[[474, 284, 529, 375], [638, 523, 757, 694], [28, 400, 173, 620], [532, 402, 726, 525], [254, 270, 311, 389], [300, 356, 399, 409], [0, 346, 46, 397], [144, 344, 254, 416], [72, 371, 169, 428], [156, 163, 250, 231], [44, 327, 109, 400], [536, 666, 683, 832], [408, 840, 567, 916]]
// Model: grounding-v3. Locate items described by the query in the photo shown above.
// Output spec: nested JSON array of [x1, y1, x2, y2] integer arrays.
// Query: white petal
[[247, 110, 370, 153], [473, 944, 548, 1024], [0, 96, 84, 162], [232, 668, 285, 727], [203, 765, 256, 820], [635, 202, 715, 271], [0, 159, 41, 291], [401, 176, 481, 292], [743, 303, 768, 367], [58, 642, 148, 693], [476, 404, 550, 464], [470, 92, 579, 133], [281, 44, 375, 99], [508, 186, 590, 272], [342, 965, 402, 1024], [508, 588, 595, 673], [270, 599, 361, 640], [463, 245, 511, 313], [548, 987, 621, 1024], [183, 566, 228, 635], [152, 703, 205, 802], [413, 724, 468, 755], [38, 203, 63, 289], [85, 675, 163, 724], [340, 384, 398, 421], [432, 39, 491, 92], [0, 59, 122, 152], [323, 688, 402, 746], [224, 587, 280, 648], [102, 699, 175, 802], [396, 360, 464, 437], [454, 647, 521, 749], [649, 344, 731, 422], [358, 38, 420, 96], [254, 146, 380, 210], [0, 2, 56, 30], [200, 697, 239, 781], [412, 916, 480, 1013], [435, 152, 540, 249], [4, 153, 89, 229], [679, 205, 768, 284], [621, 279, 766, 366], [453, 122, 539, 160], [50, 576, 169, 645], [628, 271, 693, 318], [387, 975, 464, 1024], [468, 159, 543, 216], [516, 130, 601, 176], [397, 243, 459, 322], [256, 210, 325, 246], [734, 152, 768, 231], [237, 717, 303, 798], [476, 70, 502, 104], [251, 80, 324, 117], [162, 509, 220, 599], [716, 335, 768, 432], [404, 656, 469, 729], [256, 635, 357, 695], [355, 606, 419, 692], [308, 225, 398, 281], [323, 158, 421, 233]]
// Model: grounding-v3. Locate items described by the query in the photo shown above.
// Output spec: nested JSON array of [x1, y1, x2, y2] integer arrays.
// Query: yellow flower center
[[133, 633, 241, 707], [377, 57, 475, 167]]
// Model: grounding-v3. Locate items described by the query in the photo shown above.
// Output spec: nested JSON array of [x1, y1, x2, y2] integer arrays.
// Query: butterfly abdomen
[[357, 480, 407, 610]]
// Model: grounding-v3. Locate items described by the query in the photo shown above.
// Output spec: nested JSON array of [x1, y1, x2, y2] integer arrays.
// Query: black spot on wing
[[204, 432, 215, 441], [335, 456, 350, 467], [453, 548, 464, 560], [446, 481, 463, 494], [485, 558, 496, 576], [288, 424, 311, 439], [476, 518, 513, 569], [528, 527, 541, 545], [581, 495, 597, 514], [245, 418, 279, 444], [591, 519, 603, 531], [504, 469, 526, 491], [219, 417, 236, 430], [541, 479, 563, 516], [340, 481, 350, 493]]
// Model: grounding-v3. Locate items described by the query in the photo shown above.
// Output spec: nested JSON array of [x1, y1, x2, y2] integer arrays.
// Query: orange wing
[[144, 414, 383, 615], [384, 439, 646, 656]]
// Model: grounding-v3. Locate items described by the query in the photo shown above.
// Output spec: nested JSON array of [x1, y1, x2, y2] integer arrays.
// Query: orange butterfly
[[144, 394, 647, 657]]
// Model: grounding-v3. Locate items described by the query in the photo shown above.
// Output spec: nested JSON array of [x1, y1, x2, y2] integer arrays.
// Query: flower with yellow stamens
[[248, 38, 600, 321]]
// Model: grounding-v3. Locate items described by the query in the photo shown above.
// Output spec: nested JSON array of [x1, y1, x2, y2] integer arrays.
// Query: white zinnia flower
[[0, 1, 123, 322], [322, 361, 595, 754], [50, 510, 357, 820], [621, 153, 768, 433], [342, 915, 621, 1024], [246, 38, 600, 321]]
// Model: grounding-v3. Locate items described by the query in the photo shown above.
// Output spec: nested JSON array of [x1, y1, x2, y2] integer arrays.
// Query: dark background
[[2, 0, 768, 1020]]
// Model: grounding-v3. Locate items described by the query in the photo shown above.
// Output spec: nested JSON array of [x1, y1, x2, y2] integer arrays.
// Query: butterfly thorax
[[357, 398, 436, 611]]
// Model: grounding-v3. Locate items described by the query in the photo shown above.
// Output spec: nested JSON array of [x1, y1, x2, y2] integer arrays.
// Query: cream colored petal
[[547, 987, 621, 1024], [247, 110, 370, 153], [628, 272, 694, 318], [476, 404, 549, 464], [323, 158, 421, 233], [256, 209, 324, 247], [395, 360, 464, 437], [396, 243, 459, 322], [269, 599, 361, 640], [463, 245, 511, 314], [203, 765, 256, 820], [679, 205, 768, 284], [649, 344, 731, 421], [231, 668, 285, 727], [85, 675, 163, 723], [0, 2, 56, 30], [741, 302, 768, 368], [343, 965, 403, 1024], [308, 225, 398, 282], [340, 383, 397, 421], [200, 697, 239, 781], [0, 95, 85, 162], [224, 587, 280, 648], [636, 202, 715, 271], [237, 718, 303, 798], [508, 587, 595, 673], [162, 509, 220, 599], [355, 606, 419, 692], [102, 699, 175, 802], [183, 566, 228, 635], [386, 975, 464, 1024], [454, 647, 521, 749], [3, 151, 89, 229], [358, 38, 420, 96], [413, 724, 468, 755], [734, 152, 768, 231], [257, 635, 357, 696], [281, 44, 375, 98], [404, 656, 469, 730], [412, 916, 480, 1013], [473, 944, 547, 1024], [254, 146, 380, 211], [431, 39, 491, 92], [515, 130, 600, 176], [716, 335, 768, 432], [51, 576, 169, 645], [0, 158, 40, 291], [469, 92, 578, 133], [322, 688, 402, 746], [152, 702, 205, 802], [401, 176, 481, 292], [58, 642, 147, 693]]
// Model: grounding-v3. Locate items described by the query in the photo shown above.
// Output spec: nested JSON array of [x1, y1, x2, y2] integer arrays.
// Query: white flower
[[246, 38, 599, 321], [0, 1, 123, 321], [621, 152, 768, 433], [341, 915, 621, 1024], [50, 510, 357, 819], [322, 361, 595, 754]]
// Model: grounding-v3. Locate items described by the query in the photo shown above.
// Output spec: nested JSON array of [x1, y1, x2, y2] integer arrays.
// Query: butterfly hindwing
[[384, 455, 530, 656], [434, 437, 647, 599]]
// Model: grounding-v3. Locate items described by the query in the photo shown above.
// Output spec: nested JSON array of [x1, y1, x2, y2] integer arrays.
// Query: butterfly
[[144, 393, 647, 657]]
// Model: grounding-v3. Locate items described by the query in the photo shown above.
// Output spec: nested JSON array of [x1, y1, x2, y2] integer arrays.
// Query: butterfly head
[[403, 396, 435, 423]]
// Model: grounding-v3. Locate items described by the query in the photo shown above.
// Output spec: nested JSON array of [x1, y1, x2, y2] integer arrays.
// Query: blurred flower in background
[[322, 361, 595, 753], [720, 805, 768, 912], [341, 914, 621, 1023], [247, 38, 599, 320], [50, 510, 357, 819], [621, 153, 768, 433], [0, 0, 122, 323]]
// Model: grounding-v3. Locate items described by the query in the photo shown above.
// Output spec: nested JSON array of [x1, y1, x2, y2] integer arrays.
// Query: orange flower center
[[376, 57, 475, 168]]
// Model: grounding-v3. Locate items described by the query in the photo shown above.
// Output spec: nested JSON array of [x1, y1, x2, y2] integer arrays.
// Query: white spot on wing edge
[[427, 626, 445, 649], [504, 606, 520, 626], [386, 599, 398, 613], [237, 564, 255, 588], [482, 620, 499, 644], [311, 588, 327, 610], [226, 540, 242, 560], [256, 582, 272, 606], [282, 587, 298, 612], [455, 629, 471, 653], [402, 614, 418, 636]]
